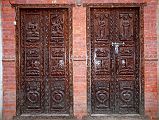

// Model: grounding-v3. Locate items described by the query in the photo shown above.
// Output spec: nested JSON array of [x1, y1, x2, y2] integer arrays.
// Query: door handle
[[112, 42, 125, 54]]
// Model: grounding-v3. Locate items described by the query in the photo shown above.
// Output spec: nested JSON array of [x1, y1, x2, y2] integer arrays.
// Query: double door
[[19, 8, 71, 115], [90, 8, 140, 114]]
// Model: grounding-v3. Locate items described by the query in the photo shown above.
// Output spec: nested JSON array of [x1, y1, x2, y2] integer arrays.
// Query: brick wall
[[157, 1, 159, 119], [143, 0, 158, 119], [1, 0, 158, 120], [2, 0, 16, 120], [0, 1, 3, 120]]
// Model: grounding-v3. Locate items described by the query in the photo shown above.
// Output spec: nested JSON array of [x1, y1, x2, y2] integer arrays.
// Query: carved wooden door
[[90, 8, 140, 114], [19, 8, 71, 115]]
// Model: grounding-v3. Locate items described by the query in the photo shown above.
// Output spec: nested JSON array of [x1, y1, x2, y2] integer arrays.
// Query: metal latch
[[112, 42, 125, 54]]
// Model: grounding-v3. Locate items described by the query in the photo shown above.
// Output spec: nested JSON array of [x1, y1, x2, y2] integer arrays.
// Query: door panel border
[[84, 3, 146, 116], [15, 4, 74, 117]]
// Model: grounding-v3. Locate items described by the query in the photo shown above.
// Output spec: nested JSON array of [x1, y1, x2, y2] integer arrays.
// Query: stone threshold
[[13, 116, 75, 120], [83, 115, 149, 120], [13, 114, 149, 120]]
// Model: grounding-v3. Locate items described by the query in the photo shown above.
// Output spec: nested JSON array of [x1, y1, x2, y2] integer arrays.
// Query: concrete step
[[13, 116, 75, 120], [83, 116, 149, 120], [13, 115, 150, 120]]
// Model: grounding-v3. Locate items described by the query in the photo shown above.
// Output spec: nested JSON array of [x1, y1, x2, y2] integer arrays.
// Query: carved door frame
[[15, 4, 73, 117], [84, 3, 146, 116]]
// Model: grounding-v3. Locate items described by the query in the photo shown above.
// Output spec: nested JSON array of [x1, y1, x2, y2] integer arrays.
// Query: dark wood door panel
[[91, 81, 115, 114], [20, 9, 45, 114], [90, 8, 140, 114], [47, 9, 70, 114], [19, 8, 71, 115]]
